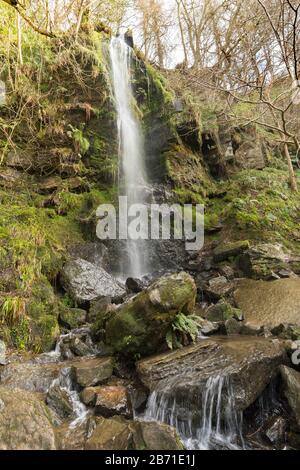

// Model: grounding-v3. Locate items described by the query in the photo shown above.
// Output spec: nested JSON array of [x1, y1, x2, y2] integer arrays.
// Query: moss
[[204, 168, 300, 255], [31, 314, 60, 352]]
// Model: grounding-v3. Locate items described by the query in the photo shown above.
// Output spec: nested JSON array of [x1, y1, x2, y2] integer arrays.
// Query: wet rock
[[265, 416, 286, 445], [0, 387, 56, 450], [46, 384, 74, 419], [234, 279, 300, 328], [280, 366, 300, 428], [137, 337, 287, 411], [85, 416, 183, 450], [93, 385, 131, 418], [85, 416, 132, 450], [204, 276, 234, 301], [205, 302, 243, 322], [0, 362, 68, 393], [126, 277, 145, 293], [237, 243, 300, 280], [69, 337, 95, 357], [104, 272, 196, 357], [132, 421, 184, 450], [56, 418, 92, 450], [61, 258, 126, 305], [59, 308, 87, 330], [213, 240, 250, 262], [73, 357, 114, 387], [0, 340, 6, 365]]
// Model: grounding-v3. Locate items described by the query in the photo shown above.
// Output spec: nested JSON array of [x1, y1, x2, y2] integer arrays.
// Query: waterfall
[[143, 375, 244, 450], [109, 36, 149, 278]]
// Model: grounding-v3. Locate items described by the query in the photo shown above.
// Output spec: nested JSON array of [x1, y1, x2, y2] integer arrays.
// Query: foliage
[[166, 312, 202, 350]]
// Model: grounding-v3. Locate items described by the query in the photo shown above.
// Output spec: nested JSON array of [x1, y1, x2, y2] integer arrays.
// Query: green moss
[[204, 168, 300, 255]]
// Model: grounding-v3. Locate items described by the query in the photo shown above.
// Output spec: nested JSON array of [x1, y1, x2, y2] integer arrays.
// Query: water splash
[[109, 36, 149, 278], [48, 367, 88, 429], [144, 375, 244, 450]]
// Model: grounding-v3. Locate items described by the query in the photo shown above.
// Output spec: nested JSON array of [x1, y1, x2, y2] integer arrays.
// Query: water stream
[[143, 374, 244, 450], [109, 36, 149, 278]]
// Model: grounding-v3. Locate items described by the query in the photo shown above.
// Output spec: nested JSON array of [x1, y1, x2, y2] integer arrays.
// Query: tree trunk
[[16, 12, 23, 66], [284, 142, 298, 192]]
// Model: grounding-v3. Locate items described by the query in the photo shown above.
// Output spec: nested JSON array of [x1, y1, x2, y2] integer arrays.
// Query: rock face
[[0, 387, 56, 450], [137, 337, 287, 411], [103, 272, 197, 357], [84, 416, 184, 450], [280, 366, 300, 428], [234, 279, 300, 328], [61, 258, 126, 305]]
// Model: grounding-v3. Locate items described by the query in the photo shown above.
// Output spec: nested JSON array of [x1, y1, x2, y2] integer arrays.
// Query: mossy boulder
[[103, 272, 197, 358]]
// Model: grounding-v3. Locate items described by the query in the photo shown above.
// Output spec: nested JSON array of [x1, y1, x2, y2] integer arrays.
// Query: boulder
[[73, 356, 114, 387], [83, 384, 131, 418], [61, 258, 126, 305], [59, 307, 87, 330], [271, 324, 300, 341], [85, 416, 184, 450], [0, 340, 6, 365], [234, 279, 300, 328], [137, 337, 287, 412], [237, 243, 300, 279], [280, 366, 300, 428], [213, 240, 250, 262], [103, 272, 197, 357], [0, 387, 56, 450]]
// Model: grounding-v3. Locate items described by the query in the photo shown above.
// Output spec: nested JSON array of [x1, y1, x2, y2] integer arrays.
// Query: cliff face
[[0, 32, 299, 352]]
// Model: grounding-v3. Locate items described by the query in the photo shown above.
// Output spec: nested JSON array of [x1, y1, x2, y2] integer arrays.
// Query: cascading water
[[109, 36, 149, 278], [143, 374, 244, 450]]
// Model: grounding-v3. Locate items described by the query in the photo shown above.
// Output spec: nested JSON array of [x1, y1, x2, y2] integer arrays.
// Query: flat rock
[[234, 279, 300, 328], [137, 336, 287, 411]]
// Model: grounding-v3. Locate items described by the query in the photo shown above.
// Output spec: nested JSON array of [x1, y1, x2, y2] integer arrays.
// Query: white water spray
[[143, 375, 244, 450], [109, 36, 149, 278]]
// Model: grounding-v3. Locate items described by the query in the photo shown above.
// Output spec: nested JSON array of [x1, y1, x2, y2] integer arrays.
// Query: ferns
[[166, 312, 202, 350]]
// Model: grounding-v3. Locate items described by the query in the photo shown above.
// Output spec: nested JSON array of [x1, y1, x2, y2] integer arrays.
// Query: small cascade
[[143, 375, 244, 450], [48, 367, 88, 429], [109, 36, 150, 279]]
